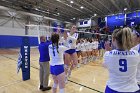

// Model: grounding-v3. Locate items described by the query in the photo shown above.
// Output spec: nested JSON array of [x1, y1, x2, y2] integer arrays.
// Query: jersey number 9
[[119, 59, 127, 72]]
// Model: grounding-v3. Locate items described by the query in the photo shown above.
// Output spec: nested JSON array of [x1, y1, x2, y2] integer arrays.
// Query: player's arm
[[62, 31, 68, 40], [102, 51, 109, 68]]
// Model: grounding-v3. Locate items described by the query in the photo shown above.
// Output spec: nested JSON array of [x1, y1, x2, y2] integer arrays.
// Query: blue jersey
[[101, 41, 105, 49], [38, 42, 50, 62]]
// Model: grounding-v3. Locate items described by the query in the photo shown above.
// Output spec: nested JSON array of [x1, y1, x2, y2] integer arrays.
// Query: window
[[84, 21, 88, 24]]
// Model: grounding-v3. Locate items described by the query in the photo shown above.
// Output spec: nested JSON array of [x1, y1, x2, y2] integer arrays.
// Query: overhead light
[[70, 18, 76, 20], [57, 13, 60, 15], [94, 13, 97, 16], [56, 0, 60, 1], [124, 8, 127, 11], [80, 6, 84, 9], [35, 8, 39, 10], [70, 1, 74, 4], [53, 14, 59, 16]]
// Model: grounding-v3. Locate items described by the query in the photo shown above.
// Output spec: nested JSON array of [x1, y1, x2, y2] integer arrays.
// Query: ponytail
[[112, 27, 133, 50], [51, 33, 60, 56]]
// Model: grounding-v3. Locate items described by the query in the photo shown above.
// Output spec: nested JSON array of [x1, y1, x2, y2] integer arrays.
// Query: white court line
[[0, 80, 22, 89]]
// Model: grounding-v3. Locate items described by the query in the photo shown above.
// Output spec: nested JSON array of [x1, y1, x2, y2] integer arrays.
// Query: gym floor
[[0, 48, 108, 93]]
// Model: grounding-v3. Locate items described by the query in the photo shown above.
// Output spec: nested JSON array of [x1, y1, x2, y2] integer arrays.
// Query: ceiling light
[[53, 14, 59, 16], [73, 18, 75, 20], [57, 13, 60, 15], [94, 13, 97, 16], [80, 6, 84, 9], [70, 1, 74, 3], [56, 0, 60, 1], [124, 8, 127, 11], [35, 8, 39, 10]]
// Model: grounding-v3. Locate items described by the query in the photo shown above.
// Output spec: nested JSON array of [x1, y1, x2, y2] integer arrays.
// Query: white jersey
[[89, 42, 93, 51], [80, 43, 86, 51], [85, 42, 90, 51], [49, 45, 67, 66], [92, 42, 96, 49], [132, 44, 140, 84], [66, 33, 78, 49], [103, 49, 140, 92], [95, 41, 99, 49], [76, 43, 81, 51]]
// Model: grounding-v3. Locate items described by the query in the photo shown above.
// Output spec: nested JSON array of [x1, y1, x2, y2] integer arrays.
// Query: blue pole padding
[[21, 36, 30, 81]]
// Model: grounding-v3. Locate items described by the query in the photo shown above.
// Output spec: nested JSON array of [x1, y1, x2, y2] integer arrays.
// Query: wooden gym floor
[[0, 48, 108, 93]]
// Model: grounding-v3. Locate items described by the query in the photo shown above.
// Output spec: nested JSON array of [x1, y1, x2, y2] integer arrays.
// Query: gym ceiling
[[0, 0, 140, 22]]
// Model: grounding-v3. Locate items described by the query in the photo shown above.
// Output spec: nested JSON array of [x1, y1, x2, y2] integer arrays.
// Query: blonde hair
[[112, 27, 133, 50]]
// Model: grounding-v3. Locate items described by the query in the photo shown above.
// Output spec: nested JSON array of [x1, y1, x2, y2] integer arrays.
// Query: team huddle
[[38, 25, 140, 93]]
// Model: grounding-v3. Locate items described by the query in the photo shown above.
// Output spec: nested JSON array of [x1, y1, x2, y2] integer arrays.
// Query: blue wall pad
[[0, 35, 38, 48]]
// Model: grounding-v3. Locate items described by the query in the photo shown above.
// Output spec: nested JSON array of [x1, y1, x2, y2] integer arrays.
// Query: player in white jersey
[[103, 27, 140, 93], [95, 39, 99, 59], [84, 39, 90, 63], [49, 33, 67, 93], [76, 39, 82, 68], [87, 39, 92, 62], [91, 38, 97, 62], [80, 39, 87, 64], [62, 25, 78, 83], [131, 26, 140, 88], [88, 39, 93, 62]]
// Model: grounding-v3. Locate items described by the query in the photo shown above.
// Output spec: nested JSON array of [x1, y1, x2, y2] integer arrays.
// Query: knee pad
[[60, 88, 65, 93]]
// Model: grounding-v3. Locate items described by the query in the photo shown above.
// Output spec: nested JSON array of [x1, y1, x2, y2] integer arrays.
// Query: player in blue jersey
[[132, 25, 140, 88], [103, 27, 140, 93], [38, 36, 51, 91]]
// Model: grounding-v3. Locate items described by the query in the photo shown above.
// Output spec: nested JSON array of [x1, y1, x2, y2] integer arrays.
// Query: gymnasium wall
[[0, 27, 39, 48]]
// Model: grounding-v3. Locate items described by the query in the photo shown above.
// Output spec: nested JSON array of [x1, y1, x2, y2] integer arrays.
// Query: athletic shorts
[[50, 65, 64, 76], [76, 50, 81, 53], [65, 49, 76, 54], [105, 86, 140, 93]]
